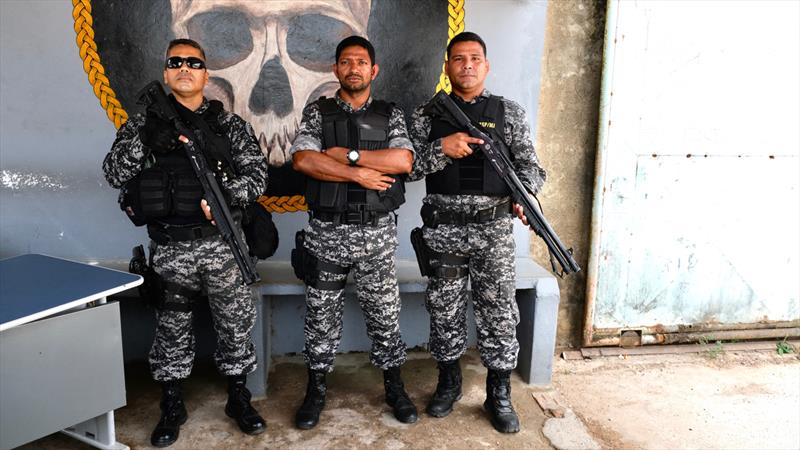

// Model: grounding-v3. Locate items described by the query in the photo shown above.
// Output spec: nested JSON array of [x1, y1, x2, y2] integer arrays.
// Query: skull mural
[[170, 0, 372, 167]]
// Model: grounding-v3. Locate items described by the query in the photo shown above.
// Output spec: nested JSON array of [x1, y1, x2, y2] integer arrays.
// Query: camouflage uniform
[[289, 94, 413, 372], [408, 89, 546, 371], [103, 99, 268, 381]]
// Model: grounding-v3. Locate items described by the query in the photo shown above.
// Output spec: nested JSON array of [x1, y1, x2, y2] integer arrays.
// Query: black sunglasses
[[165, 56, 206, 70]]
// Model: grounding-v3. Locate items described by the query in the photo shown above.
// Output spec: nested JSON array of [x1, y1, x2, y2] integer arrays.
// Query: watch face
[[347, 149, 359, 163]]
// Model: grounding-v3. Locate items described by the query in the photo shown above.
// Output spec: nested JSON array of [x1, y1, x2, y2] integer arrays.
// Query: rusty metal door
[[584, 0, 800, 347]]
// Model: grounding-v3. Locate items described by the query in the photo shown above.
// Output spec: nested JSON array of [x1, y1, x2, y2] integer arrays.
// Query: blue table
[[0, 254, 142, 450]]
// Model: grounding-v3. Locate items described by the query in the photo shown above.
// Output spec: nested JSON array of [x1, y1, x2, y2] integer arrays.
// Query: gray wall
[[1, 0, 145, 261]]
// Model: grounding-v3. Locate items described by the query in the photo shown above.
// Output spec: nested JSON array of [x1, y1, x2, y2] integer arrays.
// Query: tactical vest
[[426, 94, 511, 196], [131, 99, 235, 226], [304, 97, 406, 213]]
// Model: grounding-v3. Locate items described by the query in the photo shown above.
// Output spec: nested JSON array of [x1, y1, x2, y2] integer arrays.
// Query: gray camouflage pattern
[[423, 218, 519, 370], [148, 234, 257, 381], [409, 89, 544, 370], [289, 91, 414, 155], [102, 97, 267, 381], [301, 215, 407, 372]]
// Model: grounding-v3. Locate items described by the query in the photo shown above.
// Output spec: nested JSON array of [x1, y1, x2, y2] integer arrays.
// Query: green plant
[[776, 337, 794, 355], [698, 336, 724, 359]]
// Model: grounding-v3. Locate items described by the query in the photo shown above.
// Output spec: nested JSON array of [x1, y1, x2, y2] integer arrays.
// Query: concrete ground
[[19, 346, 800, 450]]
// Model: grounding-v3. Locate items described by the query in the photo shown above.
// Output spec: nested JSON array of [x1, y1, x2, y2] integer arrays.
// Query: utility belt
[[420, 200, 512, 228], [290, 230, 351, 290], [147, 222, 219, 245], [310, 208, 391, 227]]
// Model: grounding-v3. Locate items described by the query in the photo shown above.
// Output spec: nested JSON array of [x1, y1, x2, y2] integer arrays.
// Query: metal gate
[[584, 0, 800, 347]]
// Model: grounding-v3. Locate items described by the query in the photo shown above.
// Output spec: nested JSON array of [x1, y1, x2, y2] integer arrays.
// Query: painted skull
[[170, 0, 371, 166]]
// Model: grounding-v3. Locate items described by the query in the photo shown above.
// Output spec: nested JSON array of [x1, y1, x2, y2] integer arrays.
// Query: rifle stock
[[424, 91, 580, 276], [136, 81, 260, 285]]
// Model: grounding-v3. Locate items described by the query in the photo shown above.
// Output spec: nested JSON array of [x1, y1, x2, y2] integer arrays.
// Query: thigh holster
[[410, 227, 469, 279], [291, 230, 350, 290]]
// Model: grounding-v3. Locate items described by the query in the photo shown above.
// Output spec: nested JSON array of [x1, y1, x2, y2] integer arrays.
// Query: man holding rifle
[[408, 32, 547, 433], [103, 39, 267, 446]]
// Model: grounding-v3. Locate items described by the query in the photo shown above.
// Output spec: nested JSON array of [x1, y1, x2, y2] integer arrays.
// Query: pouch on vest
[[120, 168, 171, 225]]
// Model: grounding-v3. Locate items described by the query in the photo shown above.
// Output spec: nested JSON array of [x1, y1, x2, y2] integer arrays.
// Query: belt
[[311, 210, 390, 226], [147, 223, 219, 244], [421, 200, 512, 228]]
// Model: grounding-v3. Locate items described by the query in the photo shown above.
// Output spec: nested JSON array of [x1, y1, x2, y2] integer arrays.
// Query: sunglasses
[[165, 56, 206, 70]]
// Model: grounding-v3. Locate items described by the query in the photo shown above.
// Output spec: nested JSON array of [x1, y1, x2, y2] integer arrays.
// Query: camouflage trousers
[[302, 215, 407, 372], [148, 234, 257, 381], [422, 216, 519, 371]]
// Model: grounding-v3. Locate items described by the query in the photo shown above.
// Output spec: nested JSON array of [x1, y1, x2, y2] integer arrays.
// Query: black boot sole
[[225, 406, 267, 435], [295, 416, 320, 430], [426, 393, 462, 418], [394, 410, 419, 424], [150, 413, 188, 448], [483, 400, 520, 433]]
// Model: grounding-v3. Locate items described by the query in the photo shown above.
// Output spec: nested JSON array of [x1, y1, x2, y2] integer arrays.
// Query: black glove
[[139, 112, 179, 153]]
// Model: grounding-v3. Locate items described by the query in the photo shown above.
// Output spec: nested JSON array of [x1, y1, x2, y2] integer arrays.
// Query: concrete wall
[[535, 1, 606, 348]]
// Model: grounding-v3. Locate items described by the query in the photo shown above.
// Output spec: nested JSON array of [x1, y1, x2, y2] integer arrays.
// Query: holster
[[291, 230, 350, 290], [410, 227, 433, 277], [128, 244, 200, 312], [409, 228, 470, 279], [291, 230, 308, 281], [129, 244, 163, 308]]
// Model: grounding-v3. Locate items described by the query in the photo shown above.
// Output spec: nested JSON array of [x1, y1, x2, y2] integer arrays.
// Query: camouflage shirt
[[102, 98, 268, 206], [408, 89, 546, 213], [289, 91, 414, 155]]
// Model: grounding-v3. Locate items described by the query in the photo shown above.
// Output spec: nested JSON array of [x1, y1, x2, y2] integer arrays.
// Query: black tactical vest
[[132, 99, 235, 226], [304, 97, 406, 213], [426, 94, 511, 196]]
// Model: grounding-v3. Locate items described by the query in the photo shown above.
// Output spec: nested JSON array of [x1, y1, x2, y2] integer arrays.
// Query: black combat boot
[[150, 380, 188, 448], [426, 359, 462, 417], [484, 369, 520, 433], [383, 366, 418, 424], [225, 375, 267, 435], [295, 368, 327, 429]]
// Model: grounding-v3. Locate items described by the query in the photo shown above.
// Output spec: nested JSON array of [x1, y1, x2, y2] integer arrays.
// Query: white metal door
[[585, 0, 800, 346]]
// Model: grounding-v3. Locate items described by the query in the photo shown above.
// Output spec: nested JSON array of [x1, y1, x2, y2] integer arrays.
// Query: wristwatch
[[346, 148, 361, 166]]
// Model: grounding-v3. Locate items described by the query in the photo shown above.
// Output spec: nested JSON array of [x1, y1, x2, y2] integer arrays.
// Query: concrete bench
[[246, 257, 560, 397]]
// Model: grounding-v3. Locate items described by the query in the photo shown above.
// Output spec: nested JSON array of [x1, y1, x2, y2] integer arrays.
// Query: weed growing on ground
[[699, 336, 725, 359], [776, 337, 794, 355]]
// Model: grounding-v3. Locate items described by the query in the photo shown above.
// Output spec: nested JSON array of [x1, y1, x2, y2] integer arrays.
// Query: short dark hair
[[166, 38, 206, 61], [335, 35, 376, 65], [446, 32, 487, 59]]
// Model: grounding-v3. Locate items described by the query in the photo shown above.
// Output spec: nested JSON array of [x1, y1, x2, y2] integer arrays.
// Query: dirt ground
[[18, 346, 800, 450], [551, 348, 800, 450], [21, 350, 552, 450]]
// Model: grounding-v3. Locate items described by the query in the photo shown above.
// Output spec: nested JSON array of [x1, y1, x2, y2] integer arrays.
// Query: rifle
[[136, 81, 260, 285], [423, 91, 580, 276]]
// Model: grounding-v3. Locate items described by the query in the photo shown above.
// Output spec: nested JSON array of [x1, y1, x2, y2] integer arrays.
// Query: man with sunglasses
[[103, 39, 268, 447], [289, 36, 417, 429]]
